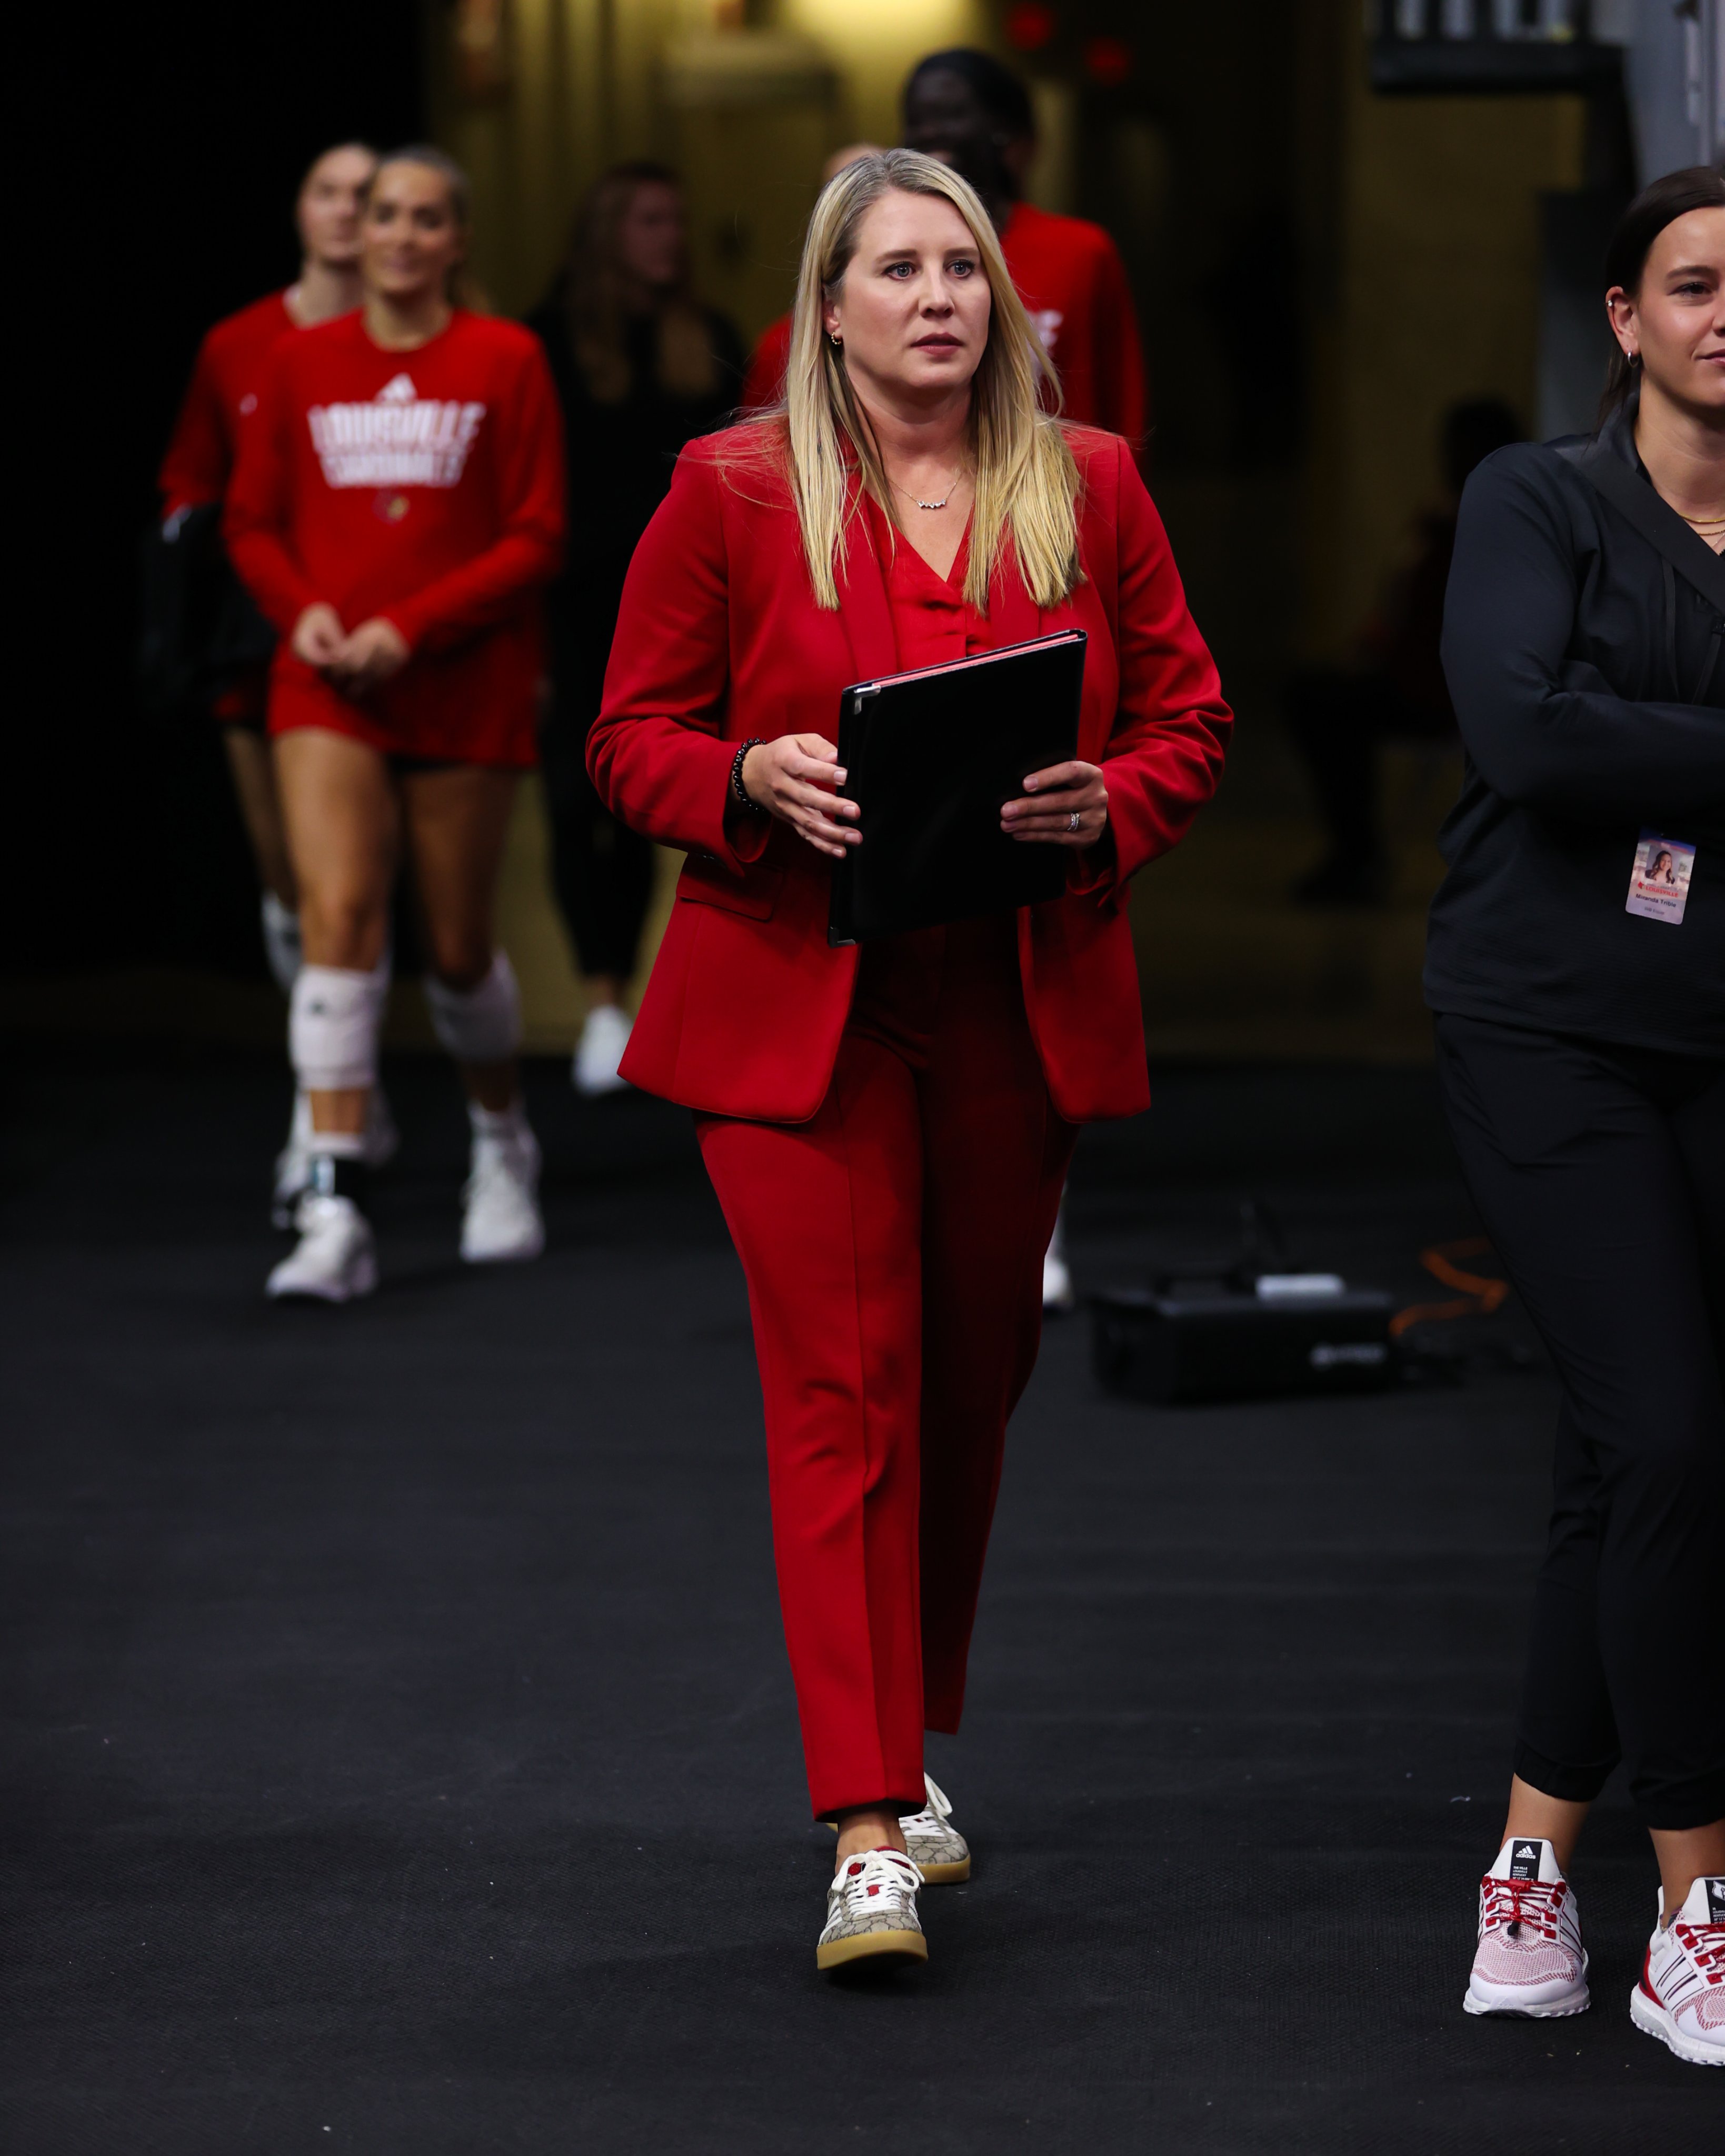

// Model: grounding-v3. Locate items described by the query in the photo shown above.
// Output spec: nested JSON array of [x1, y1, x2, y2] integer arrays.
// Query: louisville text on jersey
[[308, 375, 486, 490]]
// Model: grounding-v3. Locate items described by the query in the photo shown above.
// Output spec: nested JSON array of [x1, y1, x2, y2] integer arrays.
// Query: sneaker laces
[[901, 1774, 953, 1833], [1673, 1917, 1725, 1982], [1480, 1874, 1567, 1942], [832, 1846, 920, 1915]]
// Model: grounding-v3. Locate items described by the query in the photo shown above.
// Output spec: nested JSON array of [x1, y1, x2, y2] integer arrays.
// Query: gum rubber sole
[[913, 1856, 971, 1884], [1630, 1984, 1725, 2066], [816, 1928, 928, 1973]]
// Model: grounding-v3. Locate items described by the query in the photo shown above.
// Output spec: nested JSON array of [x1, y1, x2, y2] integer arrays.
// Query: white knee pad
[[290, 963, 389, 1091], [423, 950, 521, 1064]]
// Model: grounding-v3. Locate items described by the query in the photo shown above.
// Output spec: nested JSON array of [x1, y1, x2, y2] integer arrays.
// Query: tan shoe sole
[[816, 1927, 929, 1972], [913, 1855, 971, 1884]]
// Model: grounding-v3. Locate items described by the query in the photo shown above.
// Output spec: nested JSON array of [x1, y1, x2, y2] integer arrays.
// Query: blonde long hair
[[781, 148, 1080, 613]]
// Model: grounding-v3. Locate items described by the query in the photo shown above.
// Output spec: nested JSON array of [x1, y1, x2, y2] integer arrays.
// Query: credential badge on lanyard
[[1625, 832, 1696, 925]]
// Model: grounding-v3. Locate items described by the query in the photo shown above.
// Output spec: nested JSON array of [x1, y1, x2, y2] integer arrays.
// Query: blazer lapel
[[835, 496, 898, 685]]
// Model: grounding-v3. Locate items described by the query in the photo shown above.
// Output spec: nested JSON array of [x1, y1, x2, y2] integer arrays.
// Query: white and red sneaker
[[1630, 1875, 1725, 2067], [1463, 1836, 1590, 2019]]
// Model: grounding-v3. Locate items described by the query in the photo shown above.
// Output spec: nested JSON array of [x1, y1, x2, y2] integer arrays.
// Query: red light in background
[[1083, 35, 1133, 86], [1005, 3, 1058, 53]]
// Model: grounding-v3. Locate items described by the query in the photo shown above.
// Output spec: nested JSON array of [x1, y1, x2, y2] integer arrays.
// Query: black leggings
[[1434, 1015, 1724, 1830], [539, 584, 655, 984]]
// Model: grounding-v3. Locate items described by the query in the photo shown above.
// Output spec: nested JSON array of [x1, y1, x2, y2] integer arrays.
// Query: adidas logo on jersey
[[308, 377, 486, 490]]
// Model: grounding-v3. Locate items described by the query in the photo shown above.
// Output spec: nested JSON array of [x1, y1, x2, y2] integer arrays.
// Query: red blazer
[[588, 424, 1230, 1125]]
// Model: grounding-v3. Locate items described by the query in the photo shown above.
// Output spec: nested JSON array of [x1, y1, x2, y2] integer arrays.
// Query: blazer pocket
[[676, 852, 785, 920]]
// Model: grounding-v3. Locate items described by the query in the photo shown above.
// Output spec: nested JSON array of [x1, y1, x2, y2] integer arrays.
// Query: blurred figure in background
[[529, 164, 744, 1095], [740, 145, 883, 413], [1287, 396, 1523, 907], [227, 147, 565, 1301], [903, 47, 1148, 451], [156, 142, 400, 1216]]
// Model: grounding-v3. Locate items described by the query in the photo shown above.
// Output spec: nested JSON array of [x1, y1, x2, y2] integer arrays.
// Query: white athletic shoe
[[1463, 1836, 1590, 2019], [461, 1120, 545, 1264], [266, 1193, 377, 1303], [1042, 1195, 1074, 1312], [817, 1846, 927, 1973], [572, 1004, 632, 1096], [273, 1088, 399, 1227], [1631, 1875, 1725, 2067]]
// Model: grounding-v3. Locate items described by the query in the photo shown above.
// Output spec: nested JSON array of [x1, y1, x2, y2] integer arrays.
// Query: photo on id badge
[[1625, 832, 1695, 924]]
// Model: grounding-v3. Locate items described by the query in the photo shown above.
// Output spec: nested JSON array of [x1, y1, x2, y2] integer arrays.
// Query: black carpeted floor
[[2, 1050, 1713, 2153]]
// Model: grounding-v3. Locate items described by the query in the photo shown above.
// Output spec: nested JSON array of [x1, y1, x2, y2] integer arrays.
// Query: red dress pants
[[696, 915, 1076, 1819]]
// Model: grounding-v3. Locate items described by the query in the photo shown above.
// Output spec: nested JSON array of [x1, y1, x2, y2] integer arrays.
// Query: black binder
[[828, 629, 1086, 945]]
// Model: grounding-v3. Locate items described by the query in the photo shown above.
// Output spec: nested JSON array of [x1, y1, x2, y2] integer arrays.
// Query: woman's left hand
[[328, 617, 411, 692], [1000, 760, 1109, 846]]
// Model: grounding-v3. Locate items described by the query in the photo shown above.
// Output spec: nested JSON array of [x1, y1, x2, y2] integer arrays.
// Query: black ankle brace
[[308, 1153, 370, 1205]]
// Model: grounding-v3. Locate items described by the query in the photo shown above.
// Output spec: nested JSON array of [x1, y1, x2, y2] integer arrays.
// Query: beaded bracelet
[[730, 737, 769, 814]]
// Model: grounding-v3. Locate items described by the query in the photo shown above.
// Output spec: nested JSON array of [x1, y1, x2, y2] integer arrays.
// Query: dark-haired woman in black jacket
[[1432, 169, 1725, 2067], [528, 164, 743, 1095]]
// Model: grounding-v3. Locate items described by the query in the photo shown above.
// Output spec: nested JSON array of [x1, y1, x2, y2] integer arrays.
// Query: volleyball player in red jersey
[[161, 143, 378, 987], [161, 144, 400, 1216], [227, 147, 565, 1301]]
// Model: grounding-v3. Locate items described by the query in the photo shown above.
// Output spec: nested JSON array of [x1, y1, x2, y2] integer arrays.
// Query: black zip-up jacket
[[1425, 394, 1725, 1053]]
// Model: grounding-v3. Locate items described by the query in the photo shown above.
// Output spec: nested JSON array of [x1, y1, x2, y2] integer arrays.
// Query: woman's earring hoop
[[830, 332, 842, 348]]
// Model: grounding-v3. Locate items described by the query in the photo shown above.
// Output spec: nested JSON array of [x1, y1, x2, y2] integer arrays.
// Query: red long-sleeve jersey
[[741, 200, 1149, 454], [158, 291, 301, 516], [226, 309, 566, 767]]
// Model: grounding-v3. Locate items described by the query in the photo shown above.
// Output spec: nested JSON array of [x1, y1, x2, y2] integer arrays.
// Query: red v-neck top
[[865, 494, 992, 673]]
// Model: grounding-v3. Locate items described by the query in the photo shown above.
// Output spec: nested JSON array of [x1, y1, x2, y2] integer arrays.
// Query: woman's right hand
[[291, 603, 346, 670], [740, 734, 860, 861]]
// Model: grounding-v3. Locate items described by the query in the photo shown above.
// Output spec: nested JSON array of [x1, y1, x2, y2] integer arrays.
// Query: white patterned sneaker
[[1631, 1875, 1725, 2066], [817, 1847, 927, 1973], [1463, 1836, 1590, 2019], [900, 1774, 971, 1884]]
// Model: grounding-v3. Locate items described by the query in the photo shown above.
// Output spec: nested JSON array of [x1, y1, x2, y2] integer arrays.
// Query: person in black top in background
[[1288, 397, 1522, 906], [1433, 170, 1725, 2067], [529, 164, 744, 1094]]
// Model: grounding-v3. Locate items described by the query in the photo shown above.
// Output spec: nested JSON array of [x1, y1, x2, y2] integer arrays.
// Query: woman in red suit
[[590, 148, 1229, 1974], [228, 148, 564, 1301]]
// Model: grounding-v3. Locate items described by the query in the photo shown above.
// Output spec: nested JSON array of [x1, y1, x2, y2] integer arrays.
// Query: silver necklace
[[893, 472, 966, 513]]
